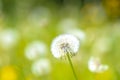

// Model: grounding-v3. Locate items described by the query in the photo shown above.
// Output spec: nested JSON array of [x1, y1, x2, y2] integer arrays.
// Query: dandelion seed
[[88, 57, 109, 73], [51, 34, 80, 58], [31, 59, 51, 76]]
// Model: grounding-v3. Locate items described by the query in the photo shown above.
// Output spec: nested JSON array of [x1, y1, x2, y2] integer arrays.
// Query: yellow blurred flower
[[0, 66, 17, 80]]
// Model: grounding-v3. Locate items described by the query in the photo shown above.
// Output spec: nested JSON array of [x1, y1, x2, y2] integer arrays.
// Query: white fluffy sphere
[[51, 34, 80, 58]]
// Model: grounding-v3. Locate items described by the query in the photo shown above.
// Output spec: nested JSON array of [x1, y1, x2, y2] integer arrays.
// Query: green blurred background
[[0, 0, 120, 80]]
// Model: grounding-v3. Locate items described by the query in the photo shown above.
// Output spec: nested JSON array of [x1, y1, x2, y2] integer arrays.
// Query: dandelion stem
[[66, 52, 78, 80]]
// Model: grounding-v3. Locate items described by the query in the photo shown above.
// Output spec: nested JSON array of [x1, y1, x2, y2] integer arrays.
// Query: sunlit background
[[0, 0, 120, 80]]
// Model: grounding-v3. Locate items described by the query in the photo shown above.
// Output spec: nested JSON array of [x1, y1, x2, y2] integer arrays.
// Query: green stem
[[66, 53, 78, 80]]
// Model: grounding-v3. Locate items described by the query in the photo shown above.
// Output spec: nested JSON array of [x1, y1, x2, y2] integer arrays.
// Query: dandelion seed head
[[51, 34, 80, 58]]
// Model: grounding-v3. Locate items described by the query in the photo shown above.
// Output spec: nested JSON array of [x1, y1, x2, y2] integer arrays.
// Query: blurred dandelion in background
[[88, 56, 109, 73], [24, 41, 47, 60], [0, 29, 19, 49], [31, 58, 51, 76]]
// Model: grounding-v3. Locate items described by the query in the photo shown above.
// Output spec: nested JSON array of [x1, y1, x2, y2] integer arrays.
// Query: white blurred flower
[[88, 57, 109, 73], [65, 29, 86, 42], [0, 29, 19, 49], [28, 6, 51, 27], [31, 58, 51, 76], [58, 18, 78, 32], [25, 41, 47, 60], [51, 34, 80, 58]]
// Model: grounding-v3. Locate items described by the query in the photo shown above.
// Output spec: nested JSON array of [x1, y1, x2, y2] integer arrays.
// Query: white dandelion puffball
[[88, 57, 109, 73], [31, 59, 51, 76], [51, 34, 80, 58], [0, 29, 19, 49], [25, 41, 47, 60]]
